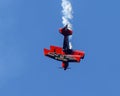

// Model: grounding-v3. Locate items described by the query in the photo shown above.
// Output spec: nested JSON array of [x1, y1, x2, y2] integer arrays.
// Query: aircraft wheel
[[81, 55, 84, 59]]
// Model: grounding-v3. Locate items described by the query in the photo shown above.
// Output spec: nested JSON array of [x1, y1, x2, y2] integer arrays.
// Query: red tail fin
[[59, 26, 72, 36]]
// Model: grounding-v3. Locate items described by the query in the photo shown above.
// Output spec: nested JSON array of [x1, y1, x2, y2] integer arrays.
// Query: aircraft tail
[[59, 25, 72, 36]]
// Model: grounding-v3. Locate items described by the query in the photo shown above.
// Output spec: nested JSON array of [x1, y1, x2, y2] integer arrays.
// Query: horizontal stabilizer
[[59, 25, 72, 36]]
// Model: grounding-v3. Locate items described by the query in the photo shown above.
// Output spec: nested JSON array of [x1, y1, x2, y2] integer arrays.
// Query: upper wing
[[72, 50, 85, 59], [64, 55, 81, 62], [44, 46, 68, 62], [44, 46, 84, 62]]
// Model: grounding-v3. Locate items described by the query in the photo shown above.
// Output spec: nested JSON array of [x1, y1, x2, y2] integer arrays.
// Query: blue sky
[[0, 0, 120, 96]]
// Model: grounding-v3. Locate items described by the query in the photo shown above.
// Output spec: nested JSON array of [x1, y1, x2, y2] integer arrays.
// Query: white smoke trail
[[61, 0, 73, 49], [61, 0, 73, 30]]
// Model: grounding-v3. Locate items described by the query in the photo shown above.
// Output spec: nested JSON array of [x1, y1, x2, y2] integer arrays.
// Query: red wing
[[44, 46, 68, 62], [64, 55, 81, 62], [44, 46, 85, 62], [72, 50, 85, 59], [50, 45, 63, 54], [44, 45, 64, 56], [44, 45, 63, 54]]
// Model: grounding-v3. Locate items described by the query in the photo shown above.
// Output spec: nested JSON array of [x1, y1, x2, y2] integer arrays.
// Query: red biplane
[[44, 25, 85, 70]]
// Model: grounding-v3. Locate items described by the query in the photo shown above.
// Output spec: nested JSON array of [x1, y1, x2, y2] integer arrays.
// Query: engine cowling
[[62, 62, 68, 70]]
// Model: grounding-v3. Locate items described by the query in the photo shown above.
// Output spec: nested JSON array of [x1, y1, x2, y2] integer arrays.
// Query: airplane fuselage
[[44, 25, 85, 70]]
